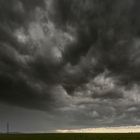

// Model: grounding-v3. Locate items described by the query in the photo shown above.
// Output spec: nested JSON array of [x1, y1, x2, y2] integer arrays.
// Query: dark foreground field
[[0, 133, 140, 140]]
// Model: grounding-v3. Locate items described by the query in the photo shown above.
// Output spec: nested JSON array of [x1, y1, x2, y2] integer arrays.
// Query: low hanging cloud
[[1, 0, 140, 127]]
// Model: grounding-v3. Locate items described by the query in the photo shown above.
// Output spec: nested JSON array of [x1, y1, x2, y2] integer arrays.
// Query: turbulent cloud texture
[[1, 0, 140, 127]]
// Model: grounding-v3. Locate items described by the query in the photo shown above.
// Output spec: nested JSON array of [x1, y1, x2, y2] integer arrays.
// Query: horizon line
[[56, 125, 140, 133]]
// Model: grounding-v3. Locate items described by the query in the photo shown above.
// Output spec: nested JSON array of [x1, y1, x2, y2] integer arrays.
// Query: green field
[[0, 133, 140, 140]]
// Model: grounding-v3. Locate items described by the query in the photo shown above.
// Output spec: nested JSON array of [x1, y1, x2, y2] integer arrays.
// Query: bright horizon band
[[56, 126, 140, 133]]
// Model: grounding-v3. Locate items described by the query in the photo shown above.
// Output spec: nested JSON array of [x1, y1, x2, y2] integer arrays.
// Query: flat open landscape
[[0, 133, 140, 140]]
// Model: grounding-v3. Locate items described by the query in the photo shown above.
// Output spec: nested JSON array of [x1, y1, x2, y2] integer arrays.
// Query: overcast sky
[[1, 0, 140, 132]]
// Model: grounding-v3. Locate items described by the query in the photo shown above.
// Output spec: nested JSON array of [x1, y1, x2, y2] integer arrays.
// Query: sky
[[56, 126, 140, 133], [1, 0, 140, 133]]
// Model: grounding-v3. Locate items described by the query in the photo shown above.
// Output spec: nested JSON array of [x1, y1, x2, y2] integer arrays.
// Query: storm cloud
[[1, 0, 140, 128]]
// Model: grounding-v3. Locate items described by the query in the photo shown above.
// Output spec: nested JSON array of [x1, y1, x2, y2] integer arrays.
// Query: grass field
[[0, 133, 140, 140]]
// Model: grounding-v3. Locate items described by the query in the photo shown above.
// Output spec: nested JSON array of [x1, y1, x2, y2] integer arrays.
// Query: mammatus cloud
[[1, 0, 140, 127]]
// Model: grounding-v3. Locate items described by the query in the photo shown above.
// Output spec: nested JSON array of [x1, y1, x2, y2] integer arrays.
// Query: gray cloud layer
[[1, 0, 140, 128]]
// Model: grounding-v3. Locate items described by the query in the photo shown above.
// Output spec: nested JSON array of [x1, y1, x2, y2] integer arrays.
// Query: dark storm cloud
[[1, 0, 140, 128], [50, 0, 140, 90], [0, 0, 56, 110], [0, 0, 46, 53], [0, 0, 46, 23]]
